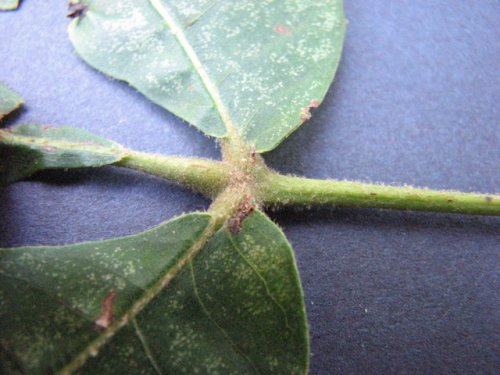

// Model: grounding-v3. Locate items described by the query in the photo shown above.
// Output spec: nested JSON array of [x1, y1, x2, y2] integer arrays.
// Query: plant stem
[[115, 152, 499, 216], [116, 151, 230, 197], [259, 172, 500, 216]]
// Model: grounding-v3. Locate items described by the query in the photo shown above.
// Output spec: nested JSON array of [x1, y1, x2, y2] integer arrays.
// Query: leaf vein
[[188, 262, 262, 375], [0, 131, 124, 156], [132, 318, 163, 375], [147, 0, 237, 138], [227, 235, 291, 330], [55, 217, 219, 375]]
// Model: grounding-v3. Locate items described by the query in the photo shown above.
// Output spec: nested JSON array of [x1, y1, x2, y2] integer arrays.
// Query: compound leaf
[[69, 0, 346, 152]]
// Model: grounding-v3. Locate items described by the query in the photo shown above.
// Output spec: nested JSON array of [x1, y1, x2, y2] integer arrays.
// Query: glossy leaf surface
[[69, 0, 346, 152], [0, 123, 125, 184], [0, 211, 308, 374], [0, 81, 22, 118]]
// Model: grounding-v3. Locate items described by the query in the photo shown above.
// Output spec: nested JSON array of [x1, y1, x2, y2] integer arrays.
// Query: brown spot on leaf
[[274, 24, 293, 36], [485, 196, 493, 202], [67, 1, 88, 18], [228, 196, 255, 235], [190, 164, 208, 169], [94, 290, 117, 329], [369, 192, 377, 197], [300, 100, 321, 122]]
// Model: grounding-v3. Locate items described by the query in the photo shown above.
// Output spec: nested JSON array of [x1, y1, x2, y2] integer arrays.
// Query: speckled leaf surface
[[0, 213, 210, 375], [0, 81, 23, 118], [0, 210, 308, 374], [78, 211, 308, 375], [69, 0, 346, 152], [0, 123, 125, 184]]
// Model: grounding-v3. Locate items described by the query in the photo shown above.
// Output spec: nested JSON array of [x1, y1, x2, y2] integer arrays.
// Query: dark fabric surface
[[1, 1, 499, 374]]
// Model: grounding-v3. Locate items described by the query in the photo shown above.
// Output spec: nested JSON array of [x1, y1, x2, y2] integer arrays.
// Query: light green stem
[[259, 172, 500, 216], [116, 151, 230, 197], [116, 152, 499, 216]]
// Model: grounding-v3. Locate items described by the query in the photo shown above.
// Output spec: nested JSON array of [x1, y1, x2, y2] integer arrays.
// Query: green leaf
[[68, 0, 346, 152], [0, 211, 308, 374], [0, 123, 126, 184], [0, 81, 23, 118], [0, 0, 19, 10], [0, 213, 211, 375]]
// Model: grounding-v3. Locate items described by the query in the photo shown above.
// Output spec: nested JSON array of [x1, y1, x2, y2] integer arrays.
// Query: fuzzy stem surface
[[115, 151, 499, 216], [259, 172, 500, 216], [116, 151, 230, 197]]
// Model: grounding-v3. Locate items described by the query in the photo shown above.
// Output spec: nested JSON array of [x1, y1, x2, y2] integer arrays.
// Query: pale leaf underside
[[69, 0, 346, 152]]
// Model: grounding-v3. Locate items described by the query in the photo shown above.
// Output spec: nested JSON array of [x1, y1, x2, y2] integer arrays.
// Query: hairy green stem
[[116, 151, 230, 197], [115, 151, 499, 216], [259, 173, 500, 216]]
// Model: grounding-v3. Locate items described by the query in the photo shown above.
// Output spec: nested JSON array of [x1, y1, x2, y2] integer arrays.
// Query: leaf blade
[[0, 81, 23, 118], [0, 211, 309, 374], [77, 210, 308, 374], [0, 213, 212, 375], [0, 123, 126, 184], [69, 0, 346, 152]]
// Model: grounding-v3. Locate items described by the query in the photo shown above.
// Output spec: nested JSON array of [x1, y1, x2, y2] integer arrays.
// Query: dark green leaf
[[68, 0, 346, 152], [0, 81, 23, 118], [0, 213, 211, 375], [0, 211, 308, 374], [0, 123, 126, 184], [79, 210, 308, 375]]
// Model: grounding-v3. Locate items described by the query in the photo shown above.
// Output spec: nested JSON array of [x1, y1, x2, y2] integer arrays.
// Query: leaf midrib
[[0, 131, 123, 155], [148, 0, 237, 139], [56, 216, 219, 375]]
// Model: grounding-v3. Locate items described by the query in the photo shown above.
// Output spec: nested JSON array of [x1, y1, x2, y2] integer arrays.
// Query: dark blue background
[[1, 1, 499, 374]]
